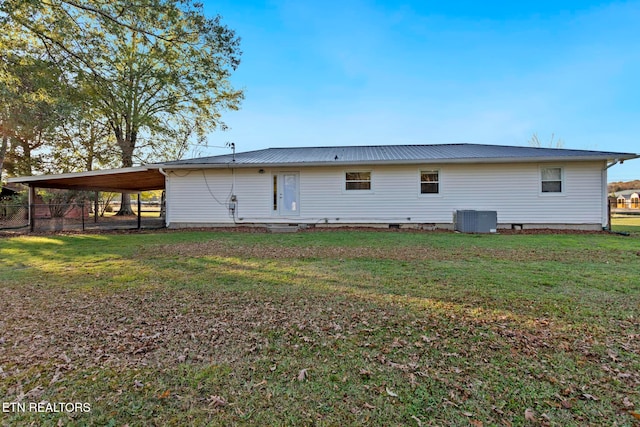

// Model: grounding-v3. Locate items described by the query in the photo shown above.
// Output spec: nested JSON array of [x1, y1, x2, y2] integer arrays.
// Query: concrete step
[[266, 224, 300, 233]]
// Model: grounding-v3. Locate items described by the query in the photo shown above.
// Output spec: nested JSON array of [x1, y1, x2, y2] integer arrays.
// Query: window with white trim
[[420, 170, 439, 194], [345, 171, 371, 190], [541, 167, 563, 193]]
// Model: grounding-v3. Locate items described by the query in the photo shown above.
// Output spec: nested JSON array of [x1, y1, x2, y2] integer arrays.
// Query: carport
[[7, 166, 166, 231]]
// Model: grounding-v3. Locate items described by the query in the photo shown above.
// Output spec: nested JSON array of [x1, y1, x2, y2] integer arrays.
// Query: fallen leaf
[[386, 387, 398, 397], [208, 395, 227, 407], [158, 389, 170, 399], [561, 399, 573, 409], [629, 411, 640, 420], [470, 420, 483, 427], [134, 380, 144, 388], [525, 408, 536, 422], [297, 368, 308, 382], [622, 397, 634, 408], [581, 393, 599, 401], [410, 415, 423, 426], [363, 402, 376, 410], [560, 386, 574, 396]]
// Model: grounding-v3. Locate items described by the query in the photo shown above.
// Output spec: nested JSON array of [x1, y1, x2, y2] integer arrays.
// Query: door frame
[[272, 171, 300, 216]]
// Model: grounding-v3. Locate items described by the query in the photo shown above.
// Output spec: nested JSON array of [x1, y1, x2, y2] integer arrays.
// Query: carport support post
[[137, 192, 141, 230], [28, 185, 35, 232], [94, 191, 98, 223]]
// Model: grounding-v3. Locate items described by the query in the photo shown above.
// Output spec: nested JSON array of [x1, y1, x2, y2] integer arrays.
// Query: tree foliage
[[608, 180, 640, 193], [1, 0, 243, 213], [528, 132, 564, 148]]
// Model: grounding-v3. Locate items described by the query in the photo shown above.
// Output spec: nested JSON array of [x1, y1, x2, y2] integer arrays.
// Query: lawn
[[1, 230, 639, 426], [611, 214, 640, 234]]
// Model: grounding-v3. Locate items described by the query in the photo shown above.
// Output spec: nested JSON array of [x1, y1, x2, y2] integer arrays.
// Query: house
[[7, 143, 639, 231], [614, 190, 640, 209]]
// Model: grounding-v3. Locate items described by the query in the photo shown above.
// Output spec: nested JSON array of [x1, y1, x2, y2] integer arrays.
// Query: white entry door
[[274, 172, 300, 215]]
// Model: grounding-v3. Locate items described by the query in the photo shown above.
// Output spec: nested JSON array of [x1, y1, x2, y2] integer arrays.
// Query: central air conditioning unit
[[454, 210, 497, 233]]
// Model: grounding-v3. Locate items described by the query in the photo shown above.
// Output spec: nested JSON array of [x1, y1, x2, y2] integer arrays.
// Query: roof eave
[[6, 166, 154, 184], [159, 155, 634, 169]]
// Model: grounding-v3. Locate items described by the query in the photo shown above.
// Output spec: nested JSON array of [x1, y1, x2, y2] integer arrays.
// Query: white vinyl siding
[[165, 161, 606, 226]]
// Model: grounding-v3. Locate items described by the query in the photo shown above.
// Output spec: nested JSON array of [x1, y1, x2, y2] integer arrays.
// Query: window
[[541, 167, 563, 193], [273, 175, 278, 211], [617, 197, 626, 209], [420, 170, 439, 194], [345, 171, 371, 190]]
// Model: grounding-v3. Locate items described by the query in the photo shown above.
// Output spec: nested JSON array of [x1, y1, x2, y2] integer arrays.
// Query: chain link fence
[[0, 202, 29, 230], [1, 200, 164, 233]]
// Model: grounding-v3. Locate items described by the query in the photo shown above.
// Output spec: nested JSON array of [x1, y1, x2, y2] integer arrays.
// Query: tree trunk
[[115, 136, 135, 215], [116, 192, 134, 216], [0, 133, 7, 183]]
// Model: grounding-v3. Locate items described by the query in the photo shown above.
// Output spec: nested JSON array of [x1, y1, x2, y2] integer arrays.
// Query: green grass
[[1, 230, 639, 426], [612, 214, 640, 233]]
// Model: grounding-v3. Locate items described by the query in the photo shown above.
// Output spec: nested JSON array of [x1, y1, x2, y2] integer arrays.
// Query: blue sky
[[202, 1, 640, 181]]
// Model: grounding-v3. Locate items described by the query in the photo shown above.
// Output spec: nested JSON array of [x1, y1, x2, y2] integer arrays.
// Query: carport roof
[[7, 166, 165, 193]]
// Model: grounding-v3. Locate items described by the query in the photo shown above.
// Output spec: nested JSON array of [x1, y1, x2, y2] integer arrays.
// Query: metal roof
[[7, 144, 637, 191], [161, 143, 639, 168]]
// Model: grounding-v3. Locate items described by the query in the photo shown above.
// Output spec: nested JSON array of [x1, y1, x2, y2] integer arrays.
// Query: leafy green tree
[[2, 0, 243, 214], [0, 54, 71, 177]]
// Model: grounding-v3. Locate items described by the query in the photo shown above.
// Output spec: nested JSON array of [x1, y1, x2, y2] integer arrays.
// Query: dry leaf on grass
[[622, 397, 634, 408], [208, 395, 227, 407], [157, 389, 170, 399], [385, 387, 398, 397], [581, 393, 599, 401], [524, 408, 536, 422], [297, 368, 308, 382]]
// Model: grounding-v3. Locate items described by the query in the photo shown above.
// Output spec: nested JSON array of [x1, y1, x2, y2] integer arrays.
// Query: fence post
[[137, 193, 142, 230], [29, 185, 36, 232]]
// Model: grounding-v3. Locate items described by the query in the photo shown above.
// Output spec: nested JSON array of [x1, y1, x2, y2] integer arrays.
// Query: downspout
[[603, 160, 620, 231], [158, 168, 169, 227]]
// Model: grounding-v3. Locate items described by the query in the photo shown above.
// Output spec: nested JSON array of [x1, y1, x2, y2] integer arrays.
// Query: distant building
[[614, 190, 640, 209]]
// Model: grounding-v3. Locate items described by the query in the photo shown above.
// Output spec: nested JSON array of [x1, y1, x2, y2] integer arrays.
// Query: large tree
[[1, 0, 243, 213], [0, 53, 71, 178]]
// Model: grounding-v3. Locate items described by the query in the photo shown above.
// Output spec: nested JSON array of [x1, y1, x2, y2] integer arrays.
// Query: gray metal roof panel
[[160, 144, 638, 167]]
